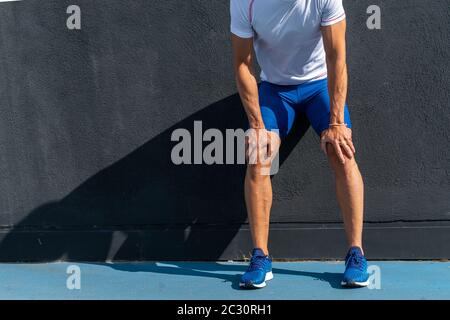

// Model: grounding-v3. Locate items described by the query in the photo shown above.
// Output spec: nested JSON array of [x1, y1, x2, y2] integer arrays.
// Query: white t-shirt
[[230, 0, 346, 85]]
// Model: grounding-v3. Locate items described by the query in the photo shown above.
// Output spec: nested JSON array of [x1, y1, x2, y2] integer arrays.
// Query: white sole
[[341, 279, 370, 287], [239, 271, 273, 288]]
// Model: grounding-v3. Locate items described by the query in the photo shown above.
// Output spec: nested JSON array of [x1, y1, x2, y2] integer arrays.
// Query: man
[[230, 0, 369, 288]]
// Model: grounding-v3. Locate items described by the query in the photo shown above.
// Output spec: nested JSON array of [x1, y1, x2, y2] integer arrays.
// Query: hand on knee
[[320, 127, 355, 164], [326, 143, 357, 178], [246, 129, 281, 177]]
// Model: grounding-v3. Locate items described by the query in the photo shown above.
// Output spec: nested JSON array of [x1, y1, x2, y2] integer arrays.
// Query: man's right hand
[[245, 127, 280, 166]]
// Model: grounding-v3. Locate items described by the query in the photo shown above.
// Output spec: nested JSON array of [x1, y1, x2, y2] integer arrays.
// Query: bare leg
[[244, 131, 280, 255], [326, 143, 364, 251]]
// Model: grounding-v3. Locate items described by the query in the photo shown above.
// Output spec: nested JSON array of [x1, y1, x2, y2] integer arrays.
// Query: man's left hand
[[320, 126, 356, 164]]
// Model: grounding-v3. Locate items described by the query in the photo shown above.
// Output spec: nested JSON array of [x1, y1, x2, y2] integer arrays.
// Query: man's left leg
[[325, 142, 364, 250], [301, 78, 370, 287], [325, 142, 369, 287]]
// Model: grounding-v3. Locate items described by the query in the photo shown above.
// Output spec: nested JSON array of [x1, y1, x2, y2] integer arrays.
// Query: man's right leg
[[240, 130, 280, 288], [244, 131, 281, 256], [239, 82, 295, 288]]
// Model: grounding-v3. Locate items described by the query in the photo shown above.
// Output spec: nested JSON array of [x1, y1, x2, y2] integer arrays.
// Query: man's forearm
[[235, 65, 264, 129], [326, 56, 348, 124]]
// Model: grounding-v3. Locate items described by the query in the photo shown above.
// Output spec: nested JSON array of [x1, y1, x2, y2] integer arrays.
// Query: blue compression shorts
[[257, 78, 352, 139]]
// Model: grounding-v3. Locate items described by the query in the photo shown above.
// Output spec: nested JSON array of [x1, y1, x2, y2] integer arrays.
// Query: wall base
[[0, 222, 449, 262]]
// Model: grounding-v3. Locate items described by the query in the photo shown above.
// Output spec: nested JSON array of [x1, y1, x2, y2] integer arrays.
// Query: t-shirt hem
[[260, 73, 328, 86]]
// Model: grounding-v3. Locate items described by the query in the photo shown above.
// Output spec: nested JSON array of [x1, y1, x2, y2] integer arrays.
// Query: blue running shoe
[[341, 246, 370, 287], [239, 248, 273, 289]]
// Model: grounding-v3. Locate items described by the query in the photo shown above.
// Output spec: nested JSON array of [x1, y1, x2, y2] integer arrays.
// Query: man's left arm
[[321, 19, 356, 163]]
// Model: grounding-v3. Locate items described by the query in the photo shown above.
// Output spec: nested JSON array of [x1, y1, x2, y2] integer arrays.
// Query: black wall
[[0, 0, 449, 261]]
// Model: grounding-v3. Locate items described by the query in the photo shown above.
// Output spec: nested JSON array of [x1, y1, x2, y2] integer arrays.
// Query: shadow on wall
[[0, 94, 310, 262]]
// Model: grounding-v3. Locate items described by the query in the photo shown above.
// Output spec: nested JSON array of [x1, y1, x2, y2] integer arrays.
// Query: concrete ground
[[0, 261, 449, 300]]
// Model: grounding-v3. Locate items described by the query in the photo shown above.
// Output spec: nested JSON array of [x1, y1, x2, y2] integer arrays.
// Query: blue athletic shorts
[[257, 78, 352, 139]]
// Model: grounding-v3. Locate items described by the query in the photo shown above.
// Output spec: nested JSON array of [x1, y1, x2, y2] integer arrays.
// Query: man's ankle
[[348, 244, 364, 255], [254, 247, 269, 256]]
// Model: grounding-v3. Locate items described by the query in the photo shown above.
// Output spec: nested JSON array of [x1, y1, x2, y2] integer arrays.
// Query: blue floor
[[0, 261, 449, 300]]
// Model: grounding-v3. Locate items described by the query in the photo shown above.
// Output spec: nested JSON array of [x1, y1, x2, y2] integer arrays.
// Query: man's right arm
[[231, 34, 264, 129]]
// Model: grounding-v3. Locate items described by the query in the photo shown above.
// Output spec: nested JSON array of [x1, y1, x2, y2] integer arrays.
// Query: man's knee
[[245, 130, 281, 176], [326, 144, 358, 178], [246, 163, 272, 180]]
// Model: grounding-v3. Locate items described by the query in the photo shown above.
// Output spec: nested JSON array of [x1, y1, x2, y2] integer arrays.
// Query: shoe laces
[[247, 255, 267, 272], [346, 251, 365, 270]]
